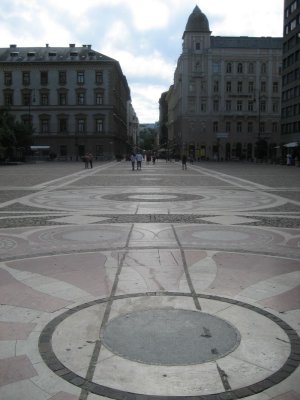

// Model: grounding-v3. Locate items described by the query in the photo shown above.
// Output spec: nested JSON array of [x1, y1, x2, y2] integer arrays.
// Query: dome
[[184, 5, 210, 33]]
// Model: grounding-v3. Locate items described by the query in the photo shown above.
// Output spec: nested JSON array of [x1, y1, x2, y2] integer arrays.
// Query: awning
[[283, 142, 299, 148], [30, 146, 50, 150]]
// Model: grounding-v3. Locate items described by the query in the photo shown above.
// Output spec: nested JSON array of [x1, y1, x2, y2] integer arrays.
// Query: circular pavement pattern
[[101, 309, 241, 365], [101, 192, 204, 202], [39, 292, 300, 400]]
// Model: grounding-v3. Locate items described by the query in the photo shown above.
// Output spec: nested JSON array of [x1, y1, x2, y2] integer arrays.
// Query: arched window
[[237, 63, 243, 73], [226, 63, 232, 73]]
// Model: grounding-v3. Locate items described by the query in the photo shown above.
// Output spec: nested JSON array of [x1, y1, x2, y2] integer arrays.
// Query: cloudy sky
[[0, 0, 283, 123]]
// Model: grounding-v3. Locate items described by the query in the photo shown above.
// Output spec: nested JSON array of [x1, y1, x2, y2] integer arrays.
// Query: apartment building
[[0, 44, 133, 160], [162, 6, 282, 161]]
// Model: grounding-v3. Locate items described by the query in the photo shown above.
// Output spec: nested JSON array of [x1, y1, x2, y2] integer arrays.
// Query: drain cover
[[101, 308, 240, 365]]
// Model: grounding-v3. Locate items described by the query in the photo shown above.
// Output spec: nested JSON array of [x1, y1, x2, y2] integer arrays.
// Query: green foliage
[[0, 107, 33, 161]]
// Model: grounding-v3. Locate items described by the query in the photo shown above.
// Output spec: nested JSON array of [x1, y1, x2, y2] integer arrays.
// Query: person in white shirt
[[136, 152, 143, 170]]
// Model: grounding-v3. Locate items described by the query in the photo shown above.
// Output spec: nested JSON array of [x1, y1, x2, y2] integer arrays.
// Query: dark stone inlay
[[39, 292, 300, 400], [101, 309, 240, 365], [101, 192, 204, 202]]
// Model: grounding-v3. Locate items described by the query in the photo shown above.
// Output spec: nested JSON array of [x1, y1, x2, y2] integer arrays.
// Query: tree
[[0, 107, 33, 161]]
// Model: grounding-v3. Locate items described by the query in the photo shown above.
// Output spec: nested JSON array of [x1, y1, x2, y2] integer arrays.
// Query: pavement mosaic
[[0, 160, 299, 400]]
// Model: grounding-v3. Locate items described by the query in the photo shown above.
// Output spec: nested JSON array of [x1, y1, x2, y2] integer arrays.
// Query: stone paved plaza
[[0, 160, 299, 400]]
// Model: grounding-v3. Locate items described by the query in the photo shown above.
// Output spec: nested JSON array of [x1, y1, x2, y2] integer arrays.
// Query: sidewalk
[[0, 160, 299, 400]]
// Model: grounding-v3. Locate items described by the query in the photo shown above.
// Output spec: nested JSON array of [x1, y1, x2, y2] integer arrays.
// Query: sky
[[0, 0, 284, 123]]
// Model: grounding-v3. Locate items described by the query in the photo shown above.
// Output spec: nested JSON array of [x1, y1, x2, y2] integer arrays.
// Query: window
[[212, 63, 220, 73], [4, 92, 13, 106], [213, 121, 218, 132], [226, 63, 232, 73], [237, 81, 243, 92], [78, 119, 86, 133], [59, 71, 67, 85], [273, 102, 279, 112], [259, 122, 265, 134], [22, 92, 31, 106], [248, 63, 254, 74], [4, 72, 12, 85], [248, 81, 254, 93], [96, 119, 103, 133], [95, 93, 103, 105], [41, 93, 49, 106], [59, 93, 67, 105], [201, 102, 206, 112], [272, 122, 278, 133], [237, 63, 243, 73], [237, 121, 242, 132], [77, 92, 85, 105], [261, 81, 266, 92], [226, 100, 231, 111], [247, 122, 253, 133], [77, 71, 84, 84], [213, 80, 219, 92], [195, 42, 201, 50], [40, 71, 48, 85], [225, 122, 231, 132], [41, 119, 49, 133], [22, 72, 30, 85], [248, 100, 254, 111], [95, 71, 103, 84], [213, 100, 219, 111], [237, 100, 242, 111], [260, 100, 266, 112], [59, 119, 67, 133], [261, 63, 267, 74], [226, 81, 231, 92], [273, 82, 278, 93]]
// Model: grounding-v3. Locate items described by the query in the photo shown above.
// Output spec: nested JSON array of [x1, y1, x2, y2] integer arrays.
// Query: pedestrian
[[84, 153, 89, 169], [182, 154, 187, 170], [130, 153, 136, 170], [88, 152, 93, 168], [136, 152, 143, 170]]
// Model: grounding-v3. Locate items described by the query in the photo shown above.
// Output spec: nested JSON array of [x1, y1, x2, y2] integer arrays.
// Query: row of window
[[224, 62, 268, 75], [283, 50, 300, 70], [3, 90, 105, 106], [3, 70, 104, 86], [285, 0, 299, 18], [282, 102, 300, 118], [211, 80, 279, 93], [282, 84, 300, 101], [212, 121, 278, 134], [188, 99, 280, 113], [282, 120, 300, 134], [284, 12, 300, 35], [282, 67, 300, 86], [23, 114, 105, 134]]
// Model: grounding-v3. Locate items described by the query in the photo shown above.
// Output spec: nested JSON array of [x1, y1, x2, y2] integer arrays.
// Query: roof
[[184, 5, 210, 35], [0, 45, 117, 63], [211, 36, 282, 49]]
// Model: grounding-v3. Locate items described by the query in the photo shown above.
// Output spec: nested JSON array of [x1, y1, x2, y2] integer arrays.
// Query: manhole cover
[[101, 308, 240, 365]]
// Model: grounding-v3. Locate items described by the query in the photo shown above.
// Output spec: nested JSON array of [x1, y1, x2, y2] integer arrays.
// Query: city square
[[0, 159, 299, 400]]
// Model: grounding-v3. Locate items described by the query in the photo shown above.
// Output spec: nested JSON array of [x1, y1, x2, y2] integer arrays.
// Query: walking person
[[84, 153, 89, 169], [88, 152, 93, 168], [182, 154, 187, 170], [130, 153, 136, 170], [136, 152, 143, 170]]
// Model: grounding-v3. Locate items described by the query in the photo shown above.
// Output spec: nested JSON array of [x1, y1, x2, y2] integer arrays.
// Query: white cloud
[[127, 0, 170, 31]]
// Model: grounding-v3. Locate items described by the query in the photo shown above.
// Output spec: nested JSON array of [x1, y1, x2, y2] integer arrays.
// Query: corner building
[[0, 44, 132, 160], [165, 6, 282, 161]]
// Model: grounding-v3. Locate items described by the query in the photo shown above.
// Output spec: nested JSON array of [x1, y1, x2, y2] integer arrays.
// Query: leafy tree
[[0, 107, 33, 161]]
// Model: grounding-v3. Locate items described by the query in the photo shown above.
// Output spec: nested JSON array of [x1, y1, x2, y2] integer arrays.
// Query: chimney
[[46, 44, 49, 47], [10, 44, 17, 48], [69, 43, 75, 48]]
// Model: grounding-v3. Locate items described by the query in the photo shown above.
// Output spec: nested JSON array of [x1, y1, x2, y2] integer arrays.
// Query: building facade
[[0, 44, 134, 160], [162, 6, 282, 161], [281, 0, 300, 145]]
